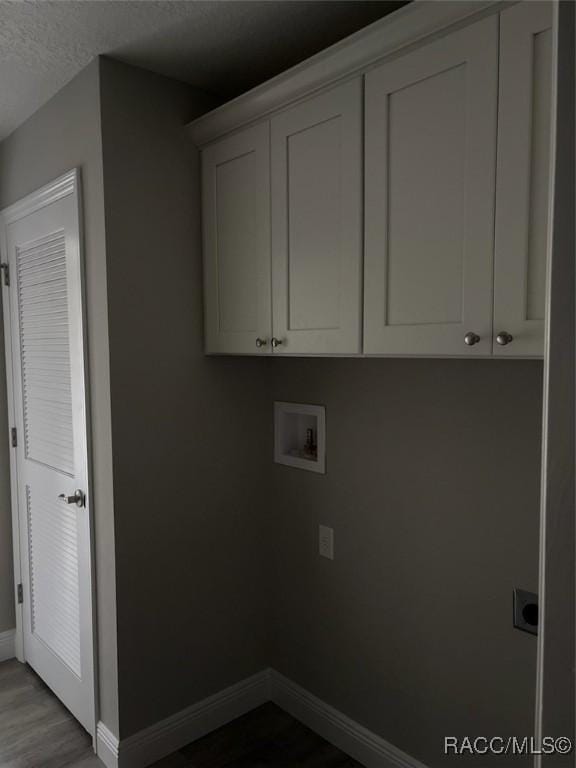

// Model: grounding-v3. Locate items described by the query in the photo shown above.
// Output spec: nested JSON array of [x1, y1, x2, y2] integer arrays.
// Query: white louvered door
[[1, 171, 94, 735]]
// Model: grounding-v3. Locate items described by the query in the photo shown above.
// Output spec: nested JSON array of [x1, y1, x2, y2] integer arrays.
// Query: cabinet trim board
[[187, 1, 502, 147]]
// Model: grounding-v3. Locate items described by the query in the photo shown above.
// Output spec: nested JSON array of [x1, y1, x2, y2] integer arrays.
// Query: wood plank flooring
[[0, 660, 363, 767], [0, 659, 100, 768]]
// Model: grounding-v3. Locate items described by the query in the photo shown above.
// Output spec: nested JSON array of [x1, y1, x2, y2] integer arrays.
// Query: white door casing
[[363, 15, 498, 356], [0, 170, 95, 735]]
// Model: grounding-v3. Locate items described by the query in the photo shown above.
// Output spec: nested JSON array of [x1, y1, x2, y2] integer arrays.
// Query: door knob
[[464, 332, 481, 346], [255, 337, 268, 348], [271, 337, 283, 348], [58, 489, 85, 508], [496, 331, 513, 346]]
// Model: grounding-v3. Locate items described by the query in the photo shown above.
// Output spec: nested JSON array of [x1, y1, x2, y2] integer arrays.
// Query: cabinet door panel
[[202, 123, 271, 354], [271, 80, 362, 354], [364, 16, 498, 356], [493, 2, 553, 357]]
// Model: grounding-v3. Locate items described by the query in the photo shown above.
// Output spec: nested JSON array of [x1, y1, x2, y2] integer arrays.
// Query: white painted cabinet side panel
[[271, 79, 363, 354], [364, 15, 498, 356], [202, 123, 271, 354], [493, 1, 553, 357]]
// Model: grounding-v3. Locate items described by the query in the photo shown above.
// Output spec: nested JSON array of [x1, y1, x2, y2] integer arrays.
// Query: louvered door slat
[[27, 485, 81, 677], [16, 230, 74, 476]]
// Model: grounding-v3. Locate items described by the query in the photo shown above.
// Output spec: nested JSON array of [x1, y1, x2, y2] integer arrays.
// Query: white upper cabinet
[[202, 123, 271, 354], [270, 80, 363, 354], [493, 2, 553, 357], [194, 2, 553, 358], [363, 16, 498, 356]]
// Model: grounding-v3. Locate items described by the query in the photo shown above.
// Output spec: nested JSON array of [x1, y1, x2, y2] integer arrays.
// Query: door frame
[[0, 168, 98, 740]]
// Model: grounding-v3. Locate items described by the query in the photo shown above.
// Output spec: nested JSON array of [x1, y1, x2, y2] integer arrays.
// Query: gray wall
[[0, 60, 119, 734], [270, 358, 543, 766], [0, 54, 547, 761], [98, 58, 273, 739]]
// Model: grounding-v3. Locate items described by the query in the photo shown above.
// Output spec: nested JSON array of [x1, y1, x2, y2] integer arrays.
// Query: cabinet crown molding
[[187, 0, 503, 147]]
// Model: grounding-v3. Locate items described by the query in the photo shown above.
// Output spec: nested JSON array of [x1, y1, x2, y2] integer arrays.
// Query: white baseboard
[[270, 670, 426, 768], [97, 669, 271, 768], [0, 629, 15, 663], [97, 722, 119, 768], [97, 668, 425, 768]]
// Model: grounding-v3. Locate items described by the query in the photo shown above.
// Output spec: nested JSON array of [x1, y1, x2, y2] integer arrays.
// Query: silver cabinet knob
[[464, 332, 481, 346], [496, 331, 513, 346], [271, 337, 283, 348], [255, 337, 268, 348], [58, 489, 85, 508]]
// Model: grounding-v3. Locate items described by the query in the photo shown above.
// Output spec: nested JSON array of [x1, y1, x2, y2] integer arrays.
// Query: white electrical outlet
[[319, 525, 334, 560]]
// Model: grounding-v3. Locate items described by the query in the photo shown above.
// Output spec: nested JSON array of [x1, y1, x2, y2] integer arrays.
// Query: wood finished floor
[[0, 660, 363, 767]]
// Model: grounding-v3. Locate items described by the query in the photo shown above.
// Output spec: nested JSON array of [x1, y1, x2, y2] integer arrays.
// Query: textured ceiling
[[0, 0, 405, 141]]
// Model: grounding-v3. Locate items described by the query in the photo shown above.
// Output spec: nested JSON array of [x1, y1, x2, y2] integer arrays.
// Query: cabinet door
[[364, 16, 498, 356], [202, 123, 271, 354], [493, 2, 553, 357], [271, 80, 362, 354]]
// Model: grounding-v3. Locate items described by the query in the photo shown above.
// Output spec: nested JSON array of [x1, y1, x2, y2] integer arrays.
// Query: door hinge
[[17, 584, 23, 604], [1, 263, 9, 286], [10, 427, 17, 447]]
